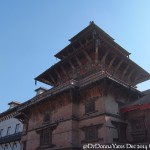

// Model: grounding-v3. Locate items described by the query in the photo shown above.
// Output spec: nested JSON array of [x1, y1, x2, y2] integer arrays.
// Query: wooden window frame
[[84, 126, 98, 142], [85, 100, 95, 114], [40, 128, 52, 147]]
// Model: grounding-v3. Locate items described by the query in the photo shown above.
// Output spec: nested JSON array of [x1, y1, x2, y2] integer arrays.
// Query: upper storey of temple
[[35, 22, 150, 88], [55, 21, 130, 59]]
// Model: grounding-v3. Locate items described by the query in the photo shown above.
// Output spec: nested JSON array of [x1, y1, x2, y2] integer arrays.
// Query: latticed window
[[85, 126, 98, 141], [40, 129, 52, 146], [85, 101, 95, 114]]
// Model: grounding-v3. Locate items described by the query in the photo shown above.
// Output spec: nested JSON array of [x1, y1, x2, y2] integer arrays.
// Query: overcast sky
[[0, 0, 150, 112]]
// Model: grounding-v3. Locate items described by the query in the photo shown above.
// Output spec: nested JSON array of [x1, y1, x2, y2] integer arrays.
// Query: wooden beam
[[49, 74, 56, 84], [121, 64, 130, 79], [100, 51, 109, 64], [83, 50, 92, 62], [79, 41, 84, 48], [54, 68, 61, 81], [75, 56, 82, 67], [126, 68, 134, 82], [107, 55, 116, 70], [131, 73, 141, 85], [85, 37, 88, 45], [68, 60, 75, 70], [114, 60, 123, 72], [79, 38, 90, 49], [95, 39, 100, 64], [79, 38, 94, 63], [60, 65, 68, 78], [72, 46, 76, 51]]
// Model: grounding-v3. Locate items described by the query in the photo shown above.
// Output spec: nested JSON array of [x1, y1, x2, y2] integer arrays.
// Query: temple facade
[[13, 22, 150, 150]]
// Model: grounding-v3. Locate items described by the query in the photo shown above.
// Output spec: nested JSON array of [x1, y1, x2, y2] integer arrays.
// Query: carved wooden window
[[85, 100, 95, 114], [43, 111, 50, 123], [40, 129, 52, 146], [85, 126, 98, 141]]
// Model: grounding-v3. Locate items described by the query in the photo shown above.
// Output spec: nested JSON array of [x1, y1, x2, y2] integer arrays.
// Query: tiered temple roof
[[35, 22, 150, 88]]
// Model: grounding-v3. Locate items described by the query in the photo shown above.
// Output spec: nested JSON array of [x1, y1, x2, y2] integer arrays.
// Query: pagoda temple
[[15, 22, 150, 150]]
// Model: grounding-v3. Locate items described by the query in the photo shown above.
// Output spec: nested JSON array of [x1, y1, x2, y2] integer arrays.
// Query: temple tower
[[16, 22, 150, 150]]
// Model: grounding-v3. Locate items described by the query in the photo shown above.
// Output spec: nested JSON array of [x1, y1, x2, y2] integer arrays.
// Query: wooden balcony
[[0, 132, 22, 144]]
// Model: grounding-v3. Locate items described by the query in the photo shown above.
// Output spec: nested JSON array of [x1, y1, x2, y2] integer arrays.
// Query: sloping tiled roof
[[128, 89, 150, 106], [121, 89, 150, 113], [129, 89, 150, 106]]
